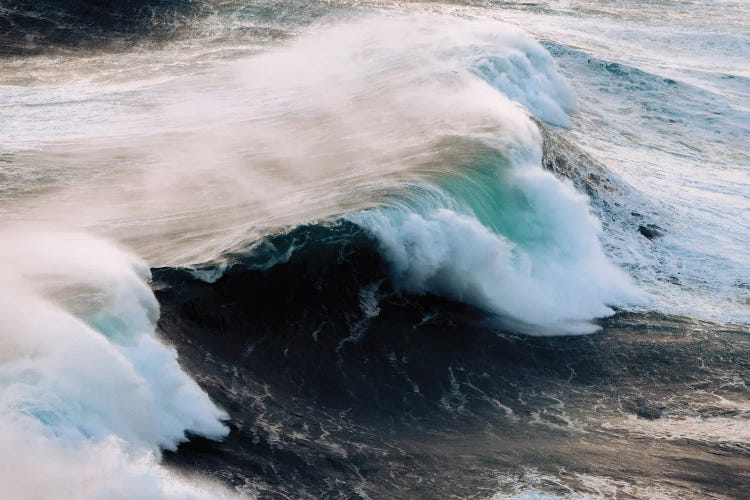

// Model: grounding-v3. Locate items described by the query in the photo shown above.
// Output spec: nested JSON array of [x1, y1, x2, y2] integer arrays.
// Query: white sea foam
[[492, 1, 750, 326], [0, 229, 234, 499], [353, 158, 642, 335]]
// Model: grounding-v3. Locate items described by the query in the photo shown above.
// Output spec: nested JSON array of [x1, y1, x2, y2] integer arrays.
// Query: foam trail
[[0, 229, 234, 499]]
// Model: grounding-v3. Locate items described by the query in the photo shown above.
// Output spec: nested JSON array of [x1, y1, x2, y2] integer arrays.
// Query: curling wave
[[180, 137, 644, 335], [0, 12, 646, 498], [3, 14, 642, 332]]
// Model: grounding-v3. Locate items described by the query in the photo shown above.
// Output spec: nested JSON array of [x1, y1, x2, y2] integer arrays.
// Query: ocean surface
[[1, 1, 748, 498]]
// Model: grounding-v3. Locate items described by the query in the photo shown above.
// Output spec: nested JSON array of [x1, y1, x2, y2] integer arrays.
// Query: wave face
[[153, 226, 750, 498]]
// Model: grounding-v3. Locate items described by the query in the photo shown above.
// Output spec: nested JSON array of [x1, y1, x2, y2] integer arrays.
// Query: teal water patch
[[362, 144, 561, 254]]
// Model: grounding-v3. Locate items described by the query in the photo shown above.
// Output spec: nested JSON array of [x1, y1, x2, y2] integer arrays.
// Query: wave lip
[[352, 167, 643, 335]]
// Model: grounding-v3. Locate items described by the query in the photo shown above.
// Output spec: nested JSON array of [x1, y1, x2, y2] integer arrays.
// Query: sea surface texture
[[0, 1, 748, 498]]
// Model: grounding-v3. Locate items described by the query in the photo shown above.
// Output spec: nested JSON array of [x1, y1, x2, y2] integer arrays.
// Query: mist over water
[[1, 1, 748, 498]]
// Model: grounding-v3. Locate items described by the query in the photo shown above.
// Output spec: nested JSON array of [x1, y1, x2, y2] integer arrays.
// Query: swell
[[0, 0, 204, 55], [0, 0, 335, 57], [153, 224, 750, 498]]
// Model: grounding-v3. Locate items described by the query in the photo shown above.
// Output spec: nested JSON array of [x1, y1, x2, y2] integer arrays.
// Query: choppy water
[[0, 1, 748, 498]]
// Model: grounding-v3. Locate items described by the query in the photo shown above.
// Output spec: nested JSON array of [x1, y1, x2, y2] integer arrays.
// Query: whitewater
[[0, 1, 748, 498]]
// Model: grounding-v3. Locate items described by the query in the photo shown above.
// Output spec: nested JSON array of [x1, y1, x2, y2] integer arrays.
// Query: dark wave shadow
[[155, 221, 750, 498]]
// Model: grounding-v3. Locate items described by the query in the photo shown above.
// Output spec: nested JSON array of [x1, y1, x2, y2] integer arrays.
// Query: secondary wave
[[0, 229, 233, 499]]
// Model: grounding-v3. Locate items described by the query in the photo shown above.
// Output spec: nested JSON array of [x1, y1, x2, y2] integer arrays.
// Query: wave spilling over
[[0, 230, 232, 498], [349, 179, 640, 334], [1, 1, 749, 498], [2, 13, 641, 331]]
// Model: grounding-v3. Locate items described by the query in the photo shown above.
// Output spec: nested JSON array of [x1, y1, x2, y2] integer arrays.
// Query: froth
[[0, 229, 233, 499]]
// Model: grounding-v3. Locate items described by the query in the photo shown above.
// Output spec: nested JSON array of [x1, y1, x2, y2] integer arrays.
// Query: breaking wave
[[0, 230, 232, 499], [0, 10, 655, 498]]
